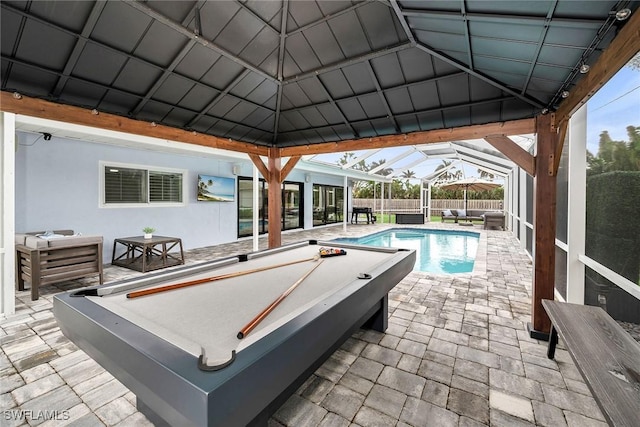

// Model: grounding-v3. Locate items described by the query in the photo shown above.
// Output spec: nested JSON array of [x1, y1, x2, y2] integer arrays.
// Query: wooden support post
[[249, 151, 300, 249], [267, 147, 282, 248], [529, 114, 557, 340]]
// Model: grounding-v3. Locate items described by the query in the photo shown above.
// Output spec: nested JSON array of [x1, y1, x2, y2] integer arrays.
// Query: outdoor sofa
[[15, 229, 103, 300], [441, 209, 505, 229]]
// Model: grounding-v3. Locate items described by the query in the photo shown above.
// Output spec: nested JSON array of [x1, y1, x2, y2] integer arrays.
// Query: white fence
[[352, 199, 503, 215]]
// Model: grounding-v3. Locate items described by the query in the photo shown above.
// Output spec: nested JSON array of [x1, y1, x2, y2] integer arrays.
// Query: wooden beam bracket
[[484, 135, 536, 177]]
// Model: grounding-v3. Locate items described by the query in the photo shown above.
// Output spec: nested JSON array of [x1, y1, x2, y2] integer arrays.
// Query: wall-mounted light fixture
[[614, 8, 631, 20], [305, 174, 311, 183], [42, 133, 52, 141], [232, 164, 241, 175]]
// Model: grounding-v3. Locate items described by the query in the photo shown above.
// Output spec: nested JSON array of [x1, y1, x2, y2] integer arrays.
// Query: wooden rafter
[[1, 92, 269, 156], [280, 119, 535, 157]]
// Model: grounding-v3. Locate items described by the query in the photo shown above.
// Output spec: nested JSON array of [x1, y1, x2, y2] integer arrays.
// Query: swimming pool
[[334, 228, 480, 274]]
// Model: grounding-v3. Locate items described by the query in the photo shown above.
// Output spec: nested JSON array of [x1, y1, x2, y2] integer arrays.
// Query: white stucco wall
[[14, 133, 350, 263]]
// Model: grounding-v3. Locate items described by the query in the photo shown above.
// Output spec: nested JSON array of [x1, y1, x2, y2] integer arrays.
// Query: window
[[101, 162, 184, 207]]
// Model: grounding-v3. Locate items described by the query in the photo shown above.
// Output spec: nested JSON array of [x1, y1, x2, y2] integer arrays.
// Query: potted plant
[[142, 227, 155, 239]]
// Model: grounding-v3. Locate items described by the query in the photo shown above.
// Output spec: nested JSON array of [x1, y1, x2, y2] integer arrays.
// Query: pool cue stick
[[237, 258, 324, 339], [126, 255, 320, 299]]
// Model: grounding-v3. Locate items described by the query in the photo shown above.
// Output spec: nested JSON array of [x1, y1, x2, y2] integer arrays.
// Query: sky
[[313, 60, 640, 181], [586, 65, 640, 155]]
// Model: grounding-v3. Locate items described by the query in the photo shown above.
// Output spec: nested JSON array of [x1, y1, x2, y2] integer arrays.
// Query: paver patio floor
[[1, 223, 608, 426]]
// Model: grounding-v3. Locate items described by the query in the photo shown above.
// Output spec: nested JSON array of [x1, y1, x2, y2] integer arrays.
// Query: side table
[[112, 236, 184, 273]]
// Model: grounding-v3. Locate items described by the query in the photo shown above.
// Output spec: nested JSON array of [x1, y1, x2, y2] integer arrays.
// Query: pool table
[[54, 240, 415, 427]]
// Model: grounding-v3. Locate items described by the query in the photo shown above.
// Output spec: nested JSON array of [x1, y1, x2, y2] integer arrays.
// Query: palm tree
[[369, 159, 393, 176], [434, 160, 459, 183], [477, 169, 495, 180]]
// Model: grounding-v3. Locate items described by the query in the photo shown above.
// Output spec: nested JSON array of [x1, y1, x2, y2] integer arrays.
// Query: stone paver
[[0, 223, 616, 426]]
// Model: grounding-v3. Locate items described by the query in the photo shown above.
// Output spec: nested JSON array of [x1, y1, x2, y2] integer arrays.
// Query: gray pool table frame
[[54, 240, 415, 427]]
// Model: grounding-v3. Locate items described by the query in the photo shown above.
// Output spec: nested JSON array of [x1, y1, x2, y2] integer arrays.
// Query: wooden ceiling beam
[[0, 92, 269, 156], [484, 135, 536, 176], [554, 10, 640, 127], [280, 118, 535, 157]]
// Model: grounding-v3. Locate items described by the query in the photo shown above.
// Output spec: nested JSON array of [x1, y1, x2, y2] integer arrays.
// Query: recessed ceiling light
[[579, 63, 590, 74], [561, 91, 570, 98]]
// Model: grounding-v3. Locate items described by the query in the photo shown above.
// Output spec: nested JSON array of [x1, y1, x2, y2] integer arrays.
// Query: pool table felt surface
[[88, 243, 395, 368]]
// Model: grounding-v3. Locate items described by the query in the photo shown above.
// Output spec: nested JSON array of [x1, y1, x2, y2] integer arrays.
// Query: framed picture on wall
[[197, 175, 235, 202]]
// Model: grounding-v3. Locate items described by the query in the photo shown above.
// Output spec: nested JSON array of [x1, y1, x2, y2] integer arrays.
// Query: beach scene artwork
[[197, 175, 235, 202]]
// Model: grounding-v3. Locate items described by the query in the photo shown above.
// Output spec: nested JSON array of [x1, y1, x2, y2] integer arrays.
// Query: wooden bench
[[542, 300, 640, 427]]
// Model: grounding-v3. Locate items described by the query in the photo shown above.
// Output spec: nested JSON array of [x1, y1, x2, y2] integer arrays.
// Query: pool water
[[334, 228, 479, 274]]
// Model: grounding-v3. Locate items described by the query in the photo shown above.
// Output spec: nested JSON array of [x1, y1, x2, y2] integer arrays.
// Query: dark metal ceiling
[[1, 0, 637, 147]]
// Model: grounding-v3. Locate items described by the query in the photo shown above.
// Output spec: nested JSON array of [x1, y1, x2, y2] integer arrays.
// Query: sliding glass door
[[313, 184, 344, 226], [237, 178, 303, 237]]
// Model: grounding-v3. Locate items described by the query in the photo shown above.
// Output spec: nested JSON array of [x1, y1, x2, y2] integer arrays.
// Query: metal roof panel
[[357, 1, 405, 49], [174, 44, 222, 81], [178, 85, 219, 112], [245, 80, 278, 105], [113, 60, 163, 95], [154, 74, 196, 105], [358, 93, 387, 118], [163, 107, 197, 128], [134, 21, 189, 67], [91, 2, 152, 52], [337, 98, 367, 121], [16, 20, 75, 70], [198, 1, 241, 41], [200, 57, 246, 90], [72, 44, 128, 86], [371, 53, 406, 88], [285, 32, 323, 72], [385, 87, 415, 114], [299, 107, 329, 128], [297, 78, 329, 104], [327, 10, 371, 57], [288, 1, 324, 28], [100, 91, 140, 115], [319, 70, 354, 99], [215, 9, 267, 55], [301, 23, 345, 66], [58, 80, 106, 109], [342, 63, 376, 93]]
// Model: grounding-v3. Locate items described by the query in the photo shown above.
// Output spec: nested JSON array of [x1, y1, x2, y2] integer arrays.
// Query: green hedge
[[586, 171, 640, 285]]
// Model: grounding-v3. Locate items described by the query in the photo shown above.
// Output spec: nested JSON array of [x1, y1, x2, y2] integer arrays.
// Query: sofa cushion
[[47, 235, 103, 248], [484, 211, 505, 218], [24, 235, 49, 249], [26, 230, 75, 237], [15, 234, 28, 245], [457, 209, 467, 217], [443, 209, 453, 217]]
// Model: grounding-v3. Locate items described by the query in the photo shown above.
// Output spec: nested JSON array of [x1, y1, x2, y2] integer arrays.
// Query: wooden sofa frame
[[16, 230, 104, 300]]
